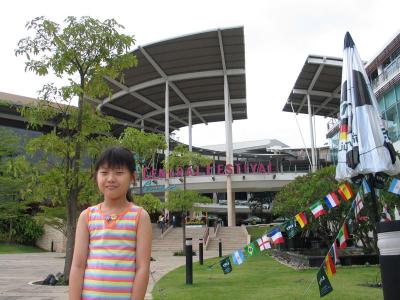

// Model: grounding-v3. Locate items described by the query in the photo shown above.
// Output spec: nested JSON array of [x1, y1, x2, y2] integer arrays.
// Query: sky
[[1, 0, 399, 149]]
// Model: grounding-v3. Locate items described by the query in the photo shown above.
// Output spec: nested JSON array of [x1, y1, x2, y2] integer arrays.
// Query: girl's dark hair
[[95, 147, 136, 202]]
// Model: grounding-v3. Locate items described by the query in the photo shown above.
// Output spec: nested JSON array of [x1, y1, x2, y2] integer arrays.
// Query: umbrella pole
[[367, 174, 380, 254]]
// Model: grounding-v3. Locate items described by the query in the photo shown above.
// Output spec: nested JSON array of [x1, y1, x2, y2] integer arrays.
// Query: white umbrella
[[336, 32, 400, 181]]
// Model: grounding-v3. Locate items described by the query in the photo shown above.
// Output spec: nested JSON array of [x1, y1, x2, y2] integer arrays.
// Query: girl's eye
[[116, 171, 125, 175], [100, 171, 108, 175]]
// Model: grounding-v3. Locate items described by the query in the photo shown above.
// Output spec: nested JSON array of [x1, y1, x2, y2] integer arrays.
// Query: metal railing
[[371, 57, 400, 91], [202, 227, 210, 248]]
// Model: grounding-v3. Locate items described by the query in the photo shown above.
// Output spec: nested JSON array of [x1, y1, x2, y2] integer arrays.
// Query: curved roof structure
[[282, 55, 342, 118], [96, 27, 247, 133]]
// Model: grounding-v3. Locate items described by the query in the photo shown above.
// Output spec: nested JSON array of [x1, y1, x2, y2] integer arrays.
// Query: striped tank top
[[82, 203, 142, 300]]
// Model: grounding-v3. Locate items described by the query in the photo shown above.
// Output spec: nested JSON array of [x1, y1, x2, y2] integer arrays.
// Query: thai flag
[[324, 192, 340, 209], [268, 227, 284, 245]]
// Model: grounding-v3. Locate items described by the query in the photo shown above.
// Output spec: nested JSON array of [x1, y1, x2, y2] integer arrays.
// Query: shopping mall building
[[2, 27, 398, 226]]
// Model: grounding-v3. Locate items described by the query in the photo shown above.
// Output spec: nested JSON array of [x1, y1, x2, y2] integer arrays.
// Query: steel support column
[[165, 81, 170, 202], [224, 75, 235, 226], [307, 94, 317, 172], [188, 106, 192, 152]]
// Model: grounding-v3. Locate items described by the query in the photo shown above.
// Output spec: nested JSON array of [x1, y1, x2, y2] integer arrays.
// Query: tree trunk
[[63, 86, 84, 280], [64, 187, 78, 281]]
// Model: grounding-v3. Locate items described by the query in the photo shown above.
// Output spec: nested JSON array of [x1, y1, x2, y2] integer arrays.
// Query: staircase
[[151, 225, 207, 253], [206, 226, 248, 251]]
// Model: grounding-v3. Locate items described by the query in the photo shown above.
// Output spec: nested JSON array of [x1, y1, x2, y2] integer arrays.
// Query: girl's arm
[[69, 210, 89, 300], [131, 209, 152, 300]]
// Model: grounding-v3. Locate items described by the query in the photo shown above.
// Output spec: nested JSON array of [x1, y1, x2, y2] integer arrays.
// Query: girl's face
[[96, 164, 134, 202]]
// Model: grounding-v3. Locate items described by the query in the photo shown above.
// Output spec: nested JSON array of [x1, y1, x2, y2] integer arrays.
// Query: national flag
[[388, 178, 400, 195], [324, 192, 340, 209], [244, 242, 259, 256], [394, 206, 400, 221], [257, 235, 271, 251], [231, 250, 245, 265], [353, 192, 364, 218], [317, 266, 333, 297], [220, 256, 233, 274], [268, 227, 284, 245], [324, 253, 336, 278], [310, 201, 326, 219], [295, 211, 308, 228], [338, 182, 353, 200], [284, 218, 297, 238], [362, 179, 371, 194], [337, 224, 349, 249], [329, 243, 339, 265]]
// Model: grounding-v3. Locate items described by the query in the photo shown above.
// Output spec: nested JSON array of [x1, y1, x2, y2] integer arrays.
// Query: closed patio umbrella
[[336, 32, 400, 182], [335, 33, 400, 299]]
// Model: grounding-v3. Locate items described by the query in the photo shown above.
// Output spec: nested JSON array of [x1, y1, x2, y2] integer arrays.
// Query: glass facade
[[378, 83, 400, 142]]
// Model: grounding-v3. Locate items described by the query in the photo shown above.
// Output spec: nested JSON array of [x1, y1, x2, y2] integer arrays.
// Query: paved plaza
[[0, 250, 225, 299]]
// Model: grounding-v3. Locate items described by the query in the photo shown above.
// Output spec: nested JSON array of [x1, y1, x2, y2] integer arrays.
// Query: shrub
[[14, 216, 44, 245]]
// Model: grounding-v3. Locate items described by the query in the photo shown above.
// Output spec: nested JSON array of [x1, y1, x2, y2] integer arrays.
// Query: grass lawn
[[0, 243, 46, 254], [152, 252, 383, 300]]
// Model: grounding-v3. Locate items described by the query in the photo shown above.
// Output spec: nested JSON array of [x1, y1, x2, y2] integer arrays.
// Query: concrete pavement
[[0, 250, 226, 299]]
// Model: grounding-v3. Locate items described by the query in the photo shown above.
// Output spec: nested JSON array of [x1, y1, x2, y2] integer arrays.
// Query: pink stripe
[[90, 236, 136, 241], [86, 265, 134, 271]]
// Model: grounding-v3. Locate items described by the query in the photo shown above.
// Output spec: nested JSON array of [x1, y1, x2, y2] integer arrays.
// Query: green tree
[[120, 128, 166, 195], [15, 16, 137, 279], [0, 127, 36, 243], [166, 144, 211, 190], [134, 193, 163, 214], [164, 190, 211, 252], [274, 166, 354, 250]]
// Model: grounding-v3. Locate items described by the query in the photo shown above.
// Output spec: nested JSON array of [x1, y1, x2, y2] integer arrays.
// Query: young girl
[[69, 147, 152, 300]]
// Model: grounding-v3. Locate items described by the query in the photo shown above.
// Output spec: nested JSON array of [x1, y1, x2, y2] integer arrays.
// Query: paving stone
[[0, 250, 226, 299]]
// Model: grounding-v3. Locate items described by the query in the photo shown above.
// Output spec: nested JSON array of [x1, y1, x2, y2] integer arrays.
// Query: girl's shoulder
[[86, 203, 102, 212], [130, 203, 143, 213]]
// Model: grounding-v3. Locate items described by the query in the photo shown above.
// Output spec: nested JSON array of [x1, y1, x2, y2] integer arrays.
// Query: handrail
[[202, 227, 210, 248]]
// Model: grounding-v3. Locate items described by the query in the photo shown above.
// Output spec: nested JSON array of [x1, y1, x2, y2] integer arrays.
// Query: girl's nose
[[106, 173, 116, 182]]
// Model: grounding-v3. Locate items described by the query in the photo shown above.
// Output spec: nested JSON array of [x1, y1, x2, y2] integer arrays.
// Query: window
[[384, 89, 396, 109], [384, 105, 399, 142], [378, 97, 385, 113], [395, 83, 400, 102]]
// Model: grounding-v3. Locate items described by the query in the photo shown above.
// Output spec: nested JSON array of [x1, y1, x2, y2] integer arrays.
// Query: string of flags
[[219, 175, 400, 297], [219, 181, 361, 272]]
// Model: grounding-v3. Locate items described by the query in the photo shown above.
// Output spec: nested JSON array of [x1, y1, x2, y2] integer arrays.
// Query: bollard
[[185, 238, 193, 285], [199, 238, 204, 265], [377, 220, 400, 300], [218, 239, 222, 257], [51, 241, 54, 252]]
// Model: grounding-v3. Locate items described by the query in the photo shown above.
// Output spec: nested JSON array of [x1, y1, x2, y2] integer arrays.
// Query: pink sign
[[142, 162, 273, 179]]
